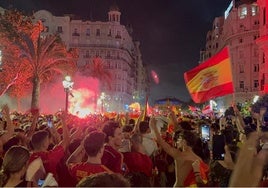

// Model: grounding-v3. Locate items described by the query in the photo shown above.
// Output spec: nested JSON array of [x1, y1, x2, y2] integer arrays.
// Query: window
[[264, 8, 267, 25], [254, 64, 259, 72], [239, 64, 244, 73], [254, 80, 259, 88], [72, 28, 80, 36], [96, 29, 100, 36], [252, 5, 258, 16], [115, 31, 121, 39], [239, 38, 243, 43], [239, 6, 247, 19], [107, 51, 111, 57], [86, 28, 90, 36], [239, 81, 244, 89], [85, 50, 89, 58], [45, 26, 49, 32], [57, 26, 63, 33], [108, 29, 112, 36]]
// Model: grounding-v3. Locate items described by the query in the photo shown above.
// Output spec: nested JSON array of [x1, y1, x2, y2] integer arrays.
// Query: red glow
[[38, 74, 100, 117], [151, 70, 159, 84], [69, 88, 96, 118]]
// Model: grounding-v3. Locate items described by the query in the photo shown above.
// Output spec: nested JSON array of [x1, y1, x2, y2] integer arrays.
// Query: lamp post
[[62, 75, 74, 113], [100, 92, 105, 114]]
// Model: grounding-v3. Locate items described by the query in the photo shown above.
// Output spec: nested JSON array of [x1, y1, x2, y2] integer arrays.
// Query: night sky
[[0, 0, 231, 103]]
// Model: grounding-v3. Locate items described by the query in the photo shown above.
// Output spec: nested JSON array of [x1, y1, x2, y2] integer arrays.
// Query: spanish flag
[[184, 47, 234, 103]]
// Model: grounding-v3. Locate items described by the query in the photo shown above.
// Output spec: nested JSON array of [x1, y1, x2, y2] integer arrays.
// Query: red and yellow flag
[[184, 47, 234, 103]]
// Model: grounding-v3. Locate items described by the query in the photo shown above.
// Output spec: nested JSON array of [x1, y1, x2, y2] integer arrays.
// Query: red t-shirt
[[29, 145, 64, 178], [68, 162, 111, 182], [123, 151, 153, 177], [101, 145, 123, 174]]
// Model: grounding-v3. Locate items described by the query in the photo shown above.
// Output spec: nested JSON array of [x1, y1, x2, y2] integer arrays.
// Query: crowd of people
[[0, 103, 268, 187]]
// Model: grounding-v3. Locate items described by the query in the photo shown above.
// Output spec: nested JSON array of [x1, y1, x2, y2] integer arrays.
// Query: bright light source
[[252, 95, 259, 104]]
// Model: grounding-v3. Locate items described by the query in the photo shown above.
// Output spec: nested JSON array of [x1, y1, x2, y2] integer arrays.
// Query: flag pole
[[143, 94, 149, 121]]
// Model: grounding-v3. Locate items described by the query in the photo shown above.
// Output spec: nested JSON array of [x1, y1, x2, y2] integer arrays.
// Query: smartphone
[[47, 118, 53, 128], [38, 179, 45, 187], [201, 125, 210, 141], [212, 134, 225, 160]]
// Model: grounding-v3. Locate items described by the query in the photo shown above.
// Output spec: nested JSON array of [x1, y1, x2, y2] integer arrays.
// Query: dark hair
[[102, 121, 120, 143], [68, 138, 82, 154], [31, 130, 49, 150], [129, 119, 136, 126], [173, 130, 198, 147], [84, 131, 106, 157], [125, 172, 151, 187], [139, 121, 149, 134], [179, 121, 195, 130], [0, 146, 30, 187], [122, 125, 133, 133], [77, 172, 130, 187], [3, 136, 20, 153]]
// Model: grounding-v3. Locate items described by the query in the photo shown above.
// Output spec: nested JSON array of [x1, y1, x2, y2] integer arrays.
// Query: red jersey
[[68, 162, 111, 182], [29, 145, 64, 178], [123, 151, 153, 177], [101, 145, 123, 174]]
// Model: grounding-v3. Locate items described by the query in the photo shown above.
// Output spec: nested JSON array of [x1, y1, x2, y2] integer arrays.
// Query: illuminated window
[[252, 5, 258, 16], [239, 6, 247, 19]]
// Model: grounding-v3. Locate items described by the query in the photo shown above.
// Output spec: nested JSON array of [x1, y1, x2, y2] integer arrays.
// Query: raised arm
[[132, 110, 144, 134], [66, 142, 85, 165], [59, 112, 70, 151], [150, 117, 178, 158], [169, 110, 181, 132], [0, 104, 15, 143], [233, 105, 246, 133], [26, 108, 39, 139]]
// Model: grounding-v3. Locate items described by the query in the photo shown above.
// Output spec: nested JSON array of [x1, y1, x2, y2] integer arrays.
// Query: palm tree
[[81, 57, 112, 110], [0, 10, 77, 109], [82, 57, 112, 89]]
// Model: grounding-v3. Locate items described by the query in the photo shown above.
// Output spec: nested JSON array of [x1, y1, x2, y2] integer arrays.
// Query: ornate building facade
[[32, 5, 149, 112], [200, 0, 260, 108]]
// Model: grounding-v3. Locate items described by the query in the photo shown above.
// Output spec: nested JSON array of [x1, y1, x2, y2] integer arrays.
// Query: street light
[[100, 92, 105, 113], [62, 75, 74, 113]]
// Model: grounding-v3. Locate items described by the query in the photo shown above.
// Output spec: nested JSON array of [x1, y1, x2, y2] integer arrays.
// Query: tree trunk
[[17, 97, 21, 112], [31, 76, 40, 109]]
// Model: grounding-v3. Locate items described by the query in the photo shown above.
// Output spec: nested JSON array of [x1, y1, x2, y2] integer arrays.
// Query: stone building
[[200, 0, 260, 109], [32, 5, 149, 112]]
